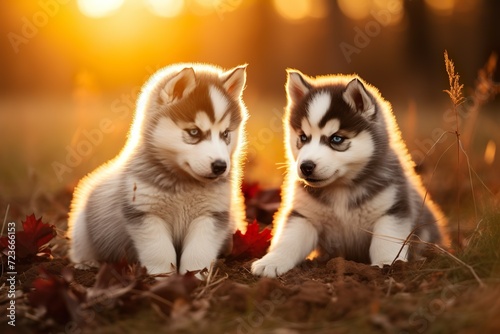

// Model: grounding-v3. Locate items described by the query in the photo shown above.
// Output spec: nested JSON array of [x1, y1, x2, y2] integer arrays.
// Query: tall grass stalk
[[444, 50, 466, 248]]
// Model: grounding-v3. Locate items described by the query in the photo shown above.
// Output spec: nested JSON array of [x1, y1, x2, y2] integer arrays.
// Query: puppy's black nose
[[300, 161, 316, 176], [211, 160, 227, 176]]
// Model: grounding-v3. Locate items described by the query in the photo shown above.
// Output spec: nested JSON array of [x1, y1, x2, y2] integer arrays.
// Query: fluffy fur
[[68, 63, 248, 275], [252, 69, 448, 277]]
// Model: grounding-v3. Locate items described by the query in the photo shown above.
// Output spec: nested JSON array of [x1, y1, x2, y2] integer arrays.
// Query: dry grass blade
[[444, 50, 466, 246], [196, 262, 228, 299], [381, 225, 486, 288], [423, 240, 486, 288], [1, 204, 9, 237], [458, 140, 478, 222], [416, 130, 454, 167], [444, 50, 465, 107]]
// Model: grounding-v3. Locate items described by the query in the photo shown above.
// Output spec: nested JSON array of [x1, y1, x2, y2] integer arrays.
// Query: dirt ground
[[1, 188, 500, 334]]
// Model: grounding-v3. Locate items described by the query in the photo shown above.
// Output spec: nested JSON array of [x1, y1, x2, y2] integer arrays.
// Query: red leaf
[[242, 182, 261, 201], [28, 267, 86, 325], [1, 214, 56, 259], [228, 220, 272, 262], [0, 236, 8, 249]]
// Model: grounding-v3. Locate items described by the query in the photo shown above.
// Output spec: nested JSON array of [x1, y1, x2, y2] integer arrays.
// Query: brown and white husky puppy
[[252, 70, 448, 277], [68, 63, 248, 275]]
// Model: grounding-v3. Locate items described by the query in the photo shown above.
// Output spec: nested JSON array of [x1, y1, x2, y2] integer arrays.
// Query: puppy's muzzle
[[211, 160, 227, 176], [300, 160, 316, 177]]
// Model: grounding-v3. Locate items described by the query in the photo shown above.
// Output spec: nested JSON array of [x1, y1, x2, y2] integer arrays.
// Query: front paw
[[251, 254, 295, 278], [370, 256, 408, 268], [370, 243, 409, 268]]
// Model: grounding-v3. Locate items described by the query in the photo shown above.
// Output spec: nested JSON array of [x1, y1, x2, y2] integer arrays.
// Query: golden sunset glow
[[374, 0, 404, 25], [273, 0, 328, 21], [194, 0, 223, 9], [77, 0, 125, 18], [337, 0, 372, 21], [2, 0, 496, 200], [145, 0, 184, 17], [425, 0, 456, 15], [273, 0, 311, 21], [309, 0, 329, 19], [338, 0, 403, 24], [1, 0, 499, 327]]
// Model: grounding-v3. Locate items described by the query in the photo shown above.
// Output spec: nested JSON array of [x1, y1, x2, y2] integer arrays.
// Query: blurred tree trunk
[[481, 0, 500, 81], [404, 0, 436, 99]]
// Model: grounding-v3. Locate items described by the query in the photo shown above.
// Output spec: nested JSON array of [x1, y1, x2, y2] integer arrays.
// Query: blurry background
[[0, 0, 499, 223]]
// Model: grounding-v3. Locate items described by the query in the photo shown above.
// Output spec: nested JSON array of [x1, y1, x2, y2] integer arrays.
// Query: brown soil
[[3, 251, 500, 334], [1, 189, 499, 333]]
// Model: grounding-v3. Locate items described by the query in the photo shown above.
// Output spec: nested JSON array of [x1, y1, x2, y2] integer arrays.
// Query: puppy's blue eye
[[330, 135, 345, 144], [299, 134, 308, 142]]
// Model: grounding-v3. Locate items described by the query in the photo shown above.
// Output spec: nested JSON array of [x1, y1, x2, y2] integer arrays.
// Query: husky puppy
[[252, 70, 448, 277], [68, 63, 248, 275]]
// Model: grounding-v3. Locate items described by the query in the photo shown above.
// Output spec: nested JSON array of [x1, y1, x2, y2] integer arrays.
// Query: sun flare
[[146, 0, 184, 18], [77, 0, 125, 18]]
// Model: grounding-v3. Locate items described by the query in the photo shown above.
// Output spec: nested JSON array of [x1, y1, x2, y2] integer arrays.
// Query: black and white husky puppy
[[252, 70, 447, 277], [68, 63, 248, 275]]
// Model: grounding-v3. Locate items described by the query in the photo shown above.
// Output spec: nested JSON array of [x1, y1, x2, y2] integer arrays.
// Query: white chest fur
[[293, 184, 398, 243], [124, 178, 230, 241]]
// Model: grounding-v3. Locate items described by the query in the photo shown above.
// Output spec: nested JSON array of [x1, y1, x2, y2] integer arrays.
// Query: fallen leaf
[[242, 182, 281, 224], [28, 267, 86, 325], [0, 214, 56, 259], [242, 182, 261, 201], [148, 271, 200, 316], [227, 220, 272, 262], [86, 262, 148, 313]]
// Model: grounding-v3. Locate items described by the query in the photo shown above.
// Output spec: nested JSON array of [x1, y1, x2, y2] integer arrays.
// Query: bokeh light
[[337, 0, 372, 21], [338, 0, 403, 25], [77, 0, 125, 18], [425, 0, 456, 15], [188, 0, 221, 16], [309, 0, 329, 19], [484, 139, 496, 165], [145, 0, 184, 18], [374, 0, 404, 25], [273, 0, 311, 21]]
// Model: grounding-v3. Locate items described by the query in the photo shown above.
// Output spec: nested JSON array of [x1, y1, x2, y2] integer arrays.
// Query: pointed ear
[[220, 65, 247, 100], [342, 78, 375, 117], [160, 67, 196, 104], [286, 69, 311, 103]]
